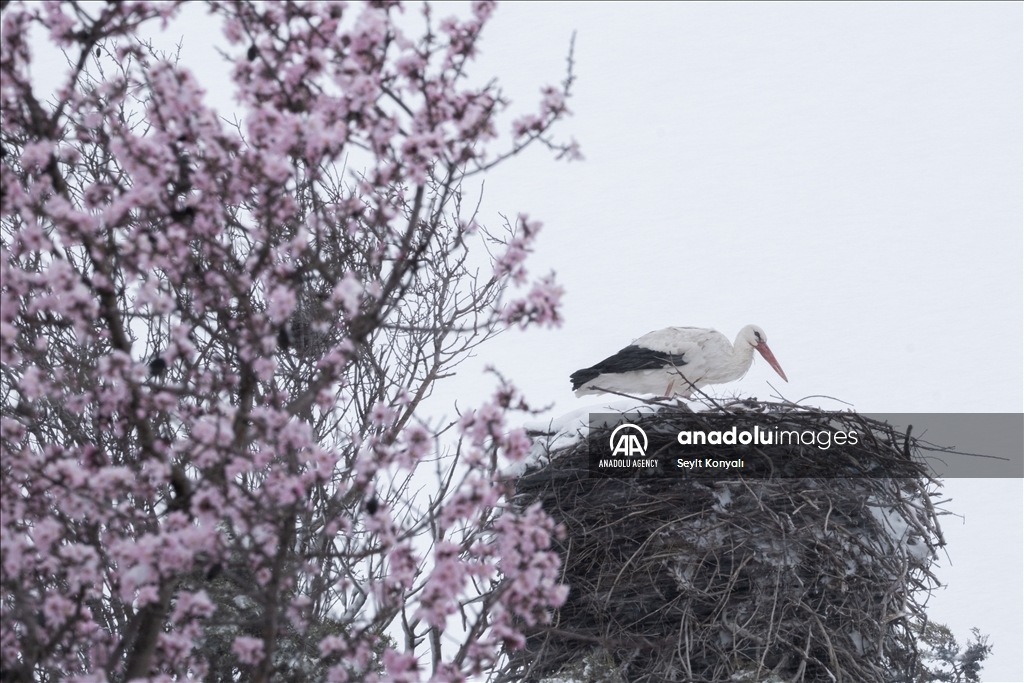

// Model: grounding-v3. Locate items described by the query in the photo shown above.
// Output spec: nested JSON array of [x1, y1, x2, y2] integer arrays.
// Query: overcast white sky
[[442, 4, 1024, 680], [27, 2, 1023, 680]]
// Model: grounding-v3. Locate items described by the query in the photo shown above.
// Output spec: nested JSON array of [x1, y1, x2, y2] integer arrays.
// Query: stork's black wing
[[570, 345, 688, 391]]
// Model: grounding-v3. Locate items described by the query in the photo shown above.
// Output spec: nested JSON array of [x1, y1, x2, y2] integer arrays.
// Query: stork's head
[[740, 325, 788, 382]]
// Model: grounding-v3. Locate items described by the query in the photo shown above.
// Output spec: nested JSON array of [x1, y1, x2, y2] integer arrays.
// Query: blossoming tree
[[0, 1, 577, 680]]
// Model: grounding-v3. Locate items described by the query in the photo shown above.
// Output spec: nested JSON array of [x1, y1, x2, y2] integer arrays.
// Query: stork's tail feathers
[[570, 367, 601, 391]]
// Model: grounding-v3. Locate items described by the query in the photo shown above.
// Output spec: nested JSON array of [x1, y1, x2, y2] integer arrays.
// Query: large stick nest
[[506, 401, 946, 683]]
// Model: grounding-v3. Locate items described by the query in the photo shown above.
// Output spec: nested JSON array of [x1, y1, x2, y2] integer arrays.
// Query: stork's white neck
[[719, 334, 756, 382]]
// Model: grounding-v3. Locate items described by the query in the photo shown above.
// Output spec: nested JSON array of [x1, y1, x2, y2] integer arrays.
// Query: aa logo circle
[[609, 423, 648, 457]]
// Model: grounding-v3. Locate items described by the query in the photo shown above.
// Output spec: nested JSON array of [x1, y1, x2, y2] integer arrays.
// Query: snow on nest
[[867, 497, 934, 562]]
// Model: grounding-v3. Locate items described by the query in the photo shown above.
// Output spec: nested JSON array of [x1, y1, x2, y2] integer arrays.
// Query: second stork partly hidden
[[570, 324, 788, 398]]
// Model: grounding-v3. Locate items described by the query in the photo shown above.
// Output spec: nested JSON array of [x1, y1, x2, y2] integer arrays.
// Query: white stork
[[570, 324, 788, 398]]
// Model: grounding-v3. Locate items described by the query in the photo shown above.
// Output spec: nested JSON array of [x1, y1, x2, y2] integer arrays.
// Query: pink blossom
[[171, 590, 216, 622], [253, 356, 276, 381], [232, 636, 264, 665], [333, 273, 363, 317], [320, 633, 348, 657], [472, 1, 497, 22], [502, 274, 564, 329], [255, 568, 272, 586], [0, 0, 577, 676], [20, 141, 54, 172], [266, 284, 297, 323], [41, 3, 77, 46], [222, 17, 244, 44], [512, 114, 542, 139], [135, 585, 161, 607], [18, 366, 44, 400], [385, 543, 420, 596], [384, 649, 420, 682], [415, 541, 467, 629], [463, 401, 508, 446], [327, 665, 351, 683], [540, 85, 567, 117], [370, 401, 396, 427], [399, 424, 432, 467], [502, 428, 532, 462]]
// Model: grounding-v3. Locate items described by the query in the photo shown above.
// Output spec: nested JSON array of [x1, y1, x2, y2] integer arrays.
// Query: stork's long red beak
[[755, 343, 788, 382]]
